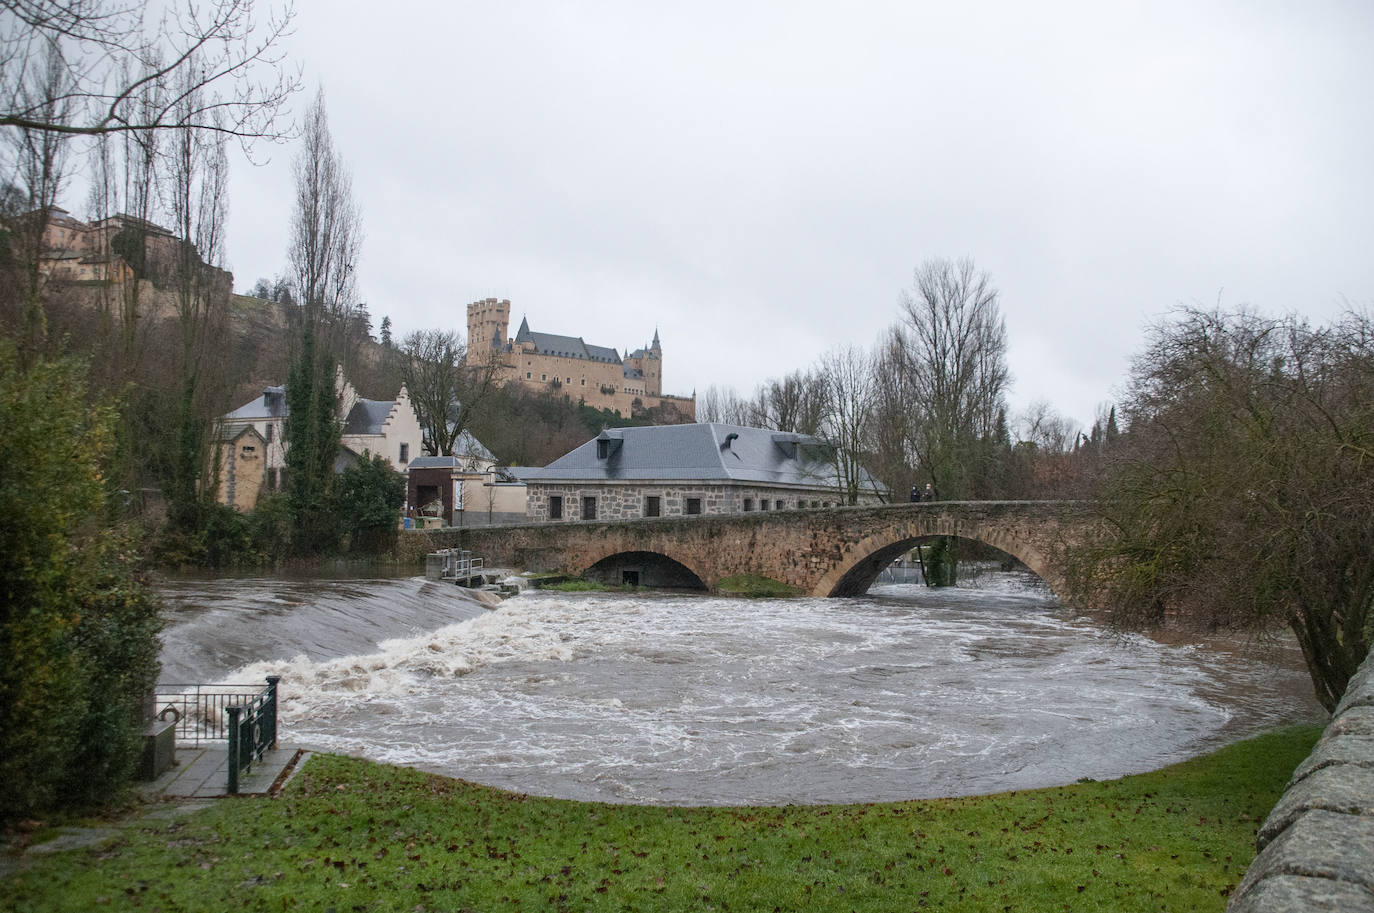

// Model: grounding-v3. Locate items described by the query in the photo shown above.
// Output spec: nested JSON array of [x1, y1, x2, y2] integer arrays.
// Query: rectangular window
[[743, 498, 753, 512], [582, 496, 597, 520], [549, 495, 563, 520], [775, 500, 785, 510], [526, 372, 532, 379], [645, 496, 661, 517], [760, 500, 769, 511], [686, 497, 702, 515], [267, 468, 278, 489], [265, 423, 274, 443], [399, 443, 409, 464]]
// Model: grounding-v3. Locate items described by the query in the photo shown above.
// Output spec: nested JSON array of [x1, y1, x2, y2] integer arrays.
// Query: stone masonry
[[1227, 649, 1374, 912], [397, 500, 1096, 598], [525, 481, 848, 523]]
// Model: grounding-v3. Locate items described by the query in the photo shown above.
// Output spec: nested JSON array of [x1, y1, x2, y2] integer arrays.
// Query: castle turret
[[466, 298, 510, 367]]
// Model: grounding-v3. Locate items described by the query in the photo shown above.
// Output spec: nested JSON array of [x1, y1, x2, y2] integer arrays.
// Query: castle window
[[549, 496, 563, 520], [399, 443, 409, 464], [580, 378, 585, 386], [582, 496, 597, 520], [743, 498, 753, 512], [645, 496, 661, 517], [759, 500, 769, 511], [267, 468, 278, 489], [541, 374, 547, 381], [775, 500, 785, 510], [265, 423, 273, 443], [686, 498, 702, 515], [526, 372, 531, 379]]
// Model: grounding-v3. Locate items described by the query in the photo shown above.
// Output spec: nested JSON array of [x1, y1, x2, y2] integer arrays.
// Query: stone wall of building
[[1227, 650, 1374, 912], [525, 481, 858, 523]]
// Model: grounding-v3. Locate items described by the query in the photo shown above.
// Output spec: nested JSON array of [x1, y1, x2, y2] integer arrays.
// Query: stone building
[[216, 371, 423, 510], [216, 425, 267, 511], [465, 297, 695, 420], [524, 423, 887, 523]]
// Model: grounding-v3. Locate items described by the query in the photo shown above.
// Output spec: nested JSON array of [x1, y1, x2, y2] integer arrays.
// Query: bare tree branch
[[0, 0, 300, 146]]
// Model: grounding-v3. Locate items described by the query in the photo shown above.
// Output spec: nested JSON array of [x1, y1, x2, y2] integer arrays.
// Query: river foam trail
[[157, 572, 1324, 805]]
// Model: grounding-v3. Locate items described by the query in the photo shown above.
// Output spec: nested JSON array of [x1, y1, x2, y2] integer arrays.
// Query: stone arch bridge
[[403, 501, 1100, 598]]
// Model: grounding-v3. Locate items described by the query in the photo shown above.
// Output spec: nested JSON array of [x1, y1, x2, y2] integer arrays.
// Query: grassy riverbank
[[3, 726, 1319, 912]]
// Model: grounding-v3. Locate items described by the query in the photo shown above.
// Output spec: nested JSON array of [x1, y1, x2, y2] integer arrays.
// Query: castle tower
[[646, 328, 662, 396], [466, 298, 510, 368]]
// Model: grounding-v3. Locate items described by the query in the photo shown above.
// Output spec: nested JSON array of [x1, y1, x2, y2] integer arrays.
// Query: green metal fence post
[[266, 676, 280, 750], [226, 705, 242, 795]]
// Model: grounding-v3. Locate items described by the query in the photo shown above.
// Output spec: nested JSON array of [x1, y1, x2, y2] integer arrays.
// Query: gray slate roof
[[343, 399, 394, 435], [222, 386, 288, 421], [514, 316, 621, 364], [526, 422, 887, 492]]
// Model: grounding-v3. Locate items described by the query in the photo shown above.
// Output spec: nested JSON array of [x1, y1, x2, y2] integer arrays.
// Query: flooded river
[[156, 571, 1324, 805]]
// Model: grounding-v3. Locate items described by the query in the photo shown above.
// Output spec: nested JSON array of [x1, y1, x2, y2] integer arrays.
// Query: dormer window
[[595, 431, 623, 460]]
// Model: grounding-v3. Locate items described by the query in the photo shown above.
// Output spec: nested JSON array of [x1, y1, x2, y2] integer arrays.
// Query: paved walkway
[[1, 745, 308, 876], [141, 745, 306, 799]]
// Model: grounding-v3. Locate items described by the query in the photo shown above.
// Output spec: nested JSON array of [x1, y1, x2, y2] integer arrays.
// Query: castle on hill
[[466, 298, 695, 421]]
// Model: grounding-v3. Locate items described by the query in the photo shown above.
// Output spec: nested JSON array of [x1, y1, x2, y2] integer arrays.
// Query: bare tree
[[288, 88, 360, 322], [401, 328, 504, 457], [1018, 400, 1078, 454], [755, 369, 827, 435], [697, 384, 755, 426], [4, 38, 71, 358], [1068, 307, 1374, 711], [893, 257, 1010, 497], [816, 344, 880, 504], [1, 0, 298, 144], [161, 68, 231, 528]]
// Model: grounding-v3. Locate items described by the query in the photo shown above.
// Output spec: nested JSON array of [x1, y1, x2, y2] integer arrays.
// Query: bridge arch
[[575, 546, 709, 591], [812, 518, 1066, 599]]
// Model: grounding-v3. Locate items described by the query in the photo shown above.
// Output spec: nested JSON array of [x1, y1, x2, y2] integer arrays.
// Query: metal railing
[[152, 677, 280, 794], [426, 548, 485, 582]]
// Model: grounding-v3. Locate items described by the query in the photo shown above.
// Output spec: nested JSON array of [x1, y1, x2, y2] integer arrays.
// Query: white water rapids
[[156, 571, 1323, 805]]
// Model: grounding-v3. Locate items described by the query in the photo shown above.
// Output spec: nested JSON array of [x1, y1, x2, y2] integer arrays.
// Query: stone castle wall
[[465, 298, 695, 420]]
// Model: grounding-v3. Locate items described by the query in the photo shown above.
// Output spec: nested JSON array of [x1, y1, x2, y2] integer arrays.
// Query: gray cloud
[[225, 0, 1374, 428]]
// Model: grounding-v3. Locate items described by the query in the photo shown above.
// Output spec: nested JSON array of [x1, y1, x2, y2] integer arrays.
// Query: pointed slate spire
[[515, 315, 531, 343], [652, 327, 661, 350]]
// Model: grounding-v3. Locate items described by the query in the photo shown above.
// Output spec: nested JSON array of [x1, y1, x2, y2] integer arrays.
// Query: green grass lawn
[[2, 726, 1320, 912]]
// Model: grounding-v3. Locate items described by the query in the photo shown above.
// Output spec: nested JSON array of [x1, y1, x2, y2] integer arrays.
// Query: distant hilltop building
[[466, 298, 695, 420]]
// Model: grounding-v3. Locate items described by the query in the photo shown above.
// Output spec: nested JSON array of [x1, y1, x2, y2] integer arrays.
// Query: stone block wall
[[1228, 650, 1374, 912], [525, 482, 850, 523]]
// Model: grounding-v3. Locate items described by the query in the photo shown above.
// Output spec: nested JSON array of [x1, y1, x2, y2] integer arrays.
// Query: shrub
[[0, 346, 162, 822]]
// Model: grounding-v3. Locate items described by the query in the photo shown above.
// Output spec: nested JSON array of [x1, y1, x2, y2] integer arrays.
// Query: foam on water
[[158, 572, 1324, 805]]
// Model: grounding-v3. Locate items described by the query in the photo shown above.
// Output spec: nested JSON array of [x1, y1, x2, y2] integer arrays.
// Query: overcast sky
[[221, 0, 1374, 431]]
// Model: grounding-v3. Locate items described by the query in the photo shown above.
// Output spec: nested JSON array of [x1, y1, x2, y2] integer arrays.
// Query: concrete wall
[[1228, 650, 1374, 912]]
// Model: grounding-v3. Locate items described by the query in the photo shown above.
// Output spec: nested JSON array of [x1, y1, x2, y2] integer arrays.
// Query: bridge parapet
[[398, 501, 1099, 599]]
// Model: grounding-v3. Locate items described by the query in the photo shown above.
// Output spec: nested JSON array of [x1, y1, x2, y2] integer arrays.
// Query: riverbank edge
[[2, 725, 1323, 912], [1227, 649, 1374, 912]]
